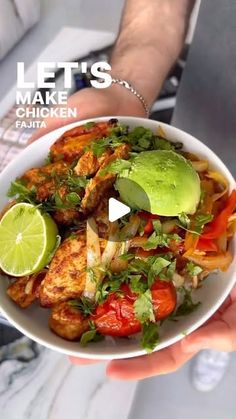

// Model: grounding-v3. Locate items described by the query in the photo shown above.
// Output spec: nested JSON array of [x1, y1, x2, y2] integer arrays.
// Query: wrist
[[104, 82, 147, 117]]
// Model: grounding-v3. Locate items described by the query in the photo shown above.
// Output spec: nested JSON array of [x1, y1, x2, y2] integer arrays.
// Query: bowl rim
[[0, 115, 235, 360]]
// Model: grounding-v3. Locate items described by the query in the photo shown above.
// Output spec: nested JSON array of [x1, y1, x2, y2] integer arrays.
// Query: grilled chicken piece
[[40, 232, 86, 307], [7, 271, 46, 308], [81, 144, 131, 214], [21, 161, 69, 201], [50, 122, 113, 163], [74, 149, 112, 177], [52, 208, 81, 226], [49, 301, 89, 341], [93, 197, 109, 239]]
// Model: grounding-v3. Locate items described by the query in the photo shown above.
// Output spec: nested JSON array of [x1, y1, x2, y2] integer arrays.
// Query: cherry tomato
[[93, 281, 177, 337], [151, 280, 177, 320], [93, 284, 140, 336]]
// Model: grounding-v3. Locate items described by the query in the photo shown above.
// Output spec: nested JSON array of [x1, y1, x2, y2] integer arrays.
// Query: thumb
[[181, 320, 234, 353]]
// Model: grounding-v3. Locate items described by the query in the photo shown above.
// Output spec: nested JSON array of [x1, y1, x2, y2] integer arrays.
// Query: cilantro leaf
[[152, 219, 162, 233], [134, 289, 155, 323], [119, 253, 135, 261], [84, 121, 95, 129], [186, 261, 203, 277], [80, 329, 104, 346], [141, 322, 159, 353], [178, 212, 190, 228], [7, 179, 37, 204], [127, 127, 154, 151], [67, 172, 88, 190], [99, 159, 132, 177], [194, 213, 214, 234], [44, 151, 53, 164], [153, 137, 173, 151], [144, 231, 181, 250], [173, 287, 201, 317], [153, 137, 183, 152], [165, 259, 176, 279], [148, 257, 171, 287], [130, 275, 148, 294], [69, 297, 96, 316], [66, 192, 81, 205], [54, 192, 64, 208]]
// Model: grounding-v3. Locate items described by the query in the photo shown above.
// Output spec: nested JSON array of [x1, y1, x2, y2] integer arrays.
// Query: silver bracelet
[[111, 78, 150, 117]]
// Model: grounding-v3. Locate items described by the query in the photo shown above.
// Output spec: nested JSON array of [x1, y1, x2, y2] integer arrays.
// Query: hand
[[70, 285, 236, 380], [30, 85, 146, 142]]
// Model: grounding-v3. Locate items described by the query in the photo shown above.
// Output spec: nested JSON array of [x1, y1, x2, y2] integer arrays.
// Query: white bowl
[[0, 117, 235, 360]]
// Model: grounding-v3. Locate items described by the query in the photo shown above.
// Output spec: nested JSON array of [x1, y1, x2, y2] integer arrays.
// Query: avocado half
[[115, 150, 201, 216]]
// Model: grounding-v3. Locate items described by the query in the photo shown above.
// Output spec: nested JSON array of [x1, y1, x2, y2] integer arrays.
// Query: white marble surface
[[0, 337, 137, 419]]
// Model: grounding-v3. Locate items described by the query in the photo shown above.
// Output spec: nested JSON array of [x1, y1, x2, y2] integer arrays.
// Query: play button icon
[[108, 198, 131, 222]]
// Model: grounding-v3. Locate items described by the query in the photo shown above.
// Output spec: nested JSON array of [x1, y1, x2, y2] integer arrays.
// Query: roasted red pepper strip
[[144, 219, 154, 234], [196, 238, 218, 252], [93, 281, 177, 337], [202, 189, 236, 240]]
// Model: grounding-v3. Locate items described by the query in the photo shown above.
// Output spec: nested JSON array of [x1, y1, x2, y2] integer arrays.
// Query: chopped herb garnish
[[85, 267, 98, 284], [99, 159, 132, 177], [54, 192, 64, 208], [144, 231, 182, 250], [194, 213, 213, 234], [153, 219, 162, 233], [177, 213, 213, 236], [69, 297, 95, 316], [80, 321, 104, 346], [7, 179, 37, 204], [95, 278, 122, 304], [130, 275, 148, 294], [119, 253, 135, 261], [165, 259, 177, 280], [172, 287, 201, 317], [84, 121, 95, 129], [186, 261, 203, 277], [44, 151, 53, 165], [141, 322, 159, 353], [178, 212, 190, 229], [66, 192, 81, 205], [134, 289, 155, 323], [148, 257, 171, 287]]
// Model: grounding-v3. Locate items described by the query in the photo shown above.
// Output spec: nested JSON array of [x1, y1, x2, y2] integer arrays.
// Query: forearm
[[110, 0, 195, 108]]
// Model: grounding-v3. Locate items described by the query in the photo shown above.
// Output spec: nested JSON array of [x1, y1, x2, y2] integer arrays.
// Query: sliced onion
[[227, 219, 236, 237], [217, 233, 227, 252], [185, 251, 233, 272], [101, 221, 120, 267], [121, 214, 140, 240], [206, 171, 229, 202], [24, 277, 33, 295], [84, 217, 101, 299], [228, 213, 236, 223], [157, 125, 167, 138], [172, 272, 185, 288], [191, 160, 209, 172]]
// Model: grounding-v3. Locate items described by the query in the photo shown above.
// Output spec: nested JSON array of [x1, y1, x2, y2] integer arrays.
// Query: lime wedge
[[0, 203, 58, 277]]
